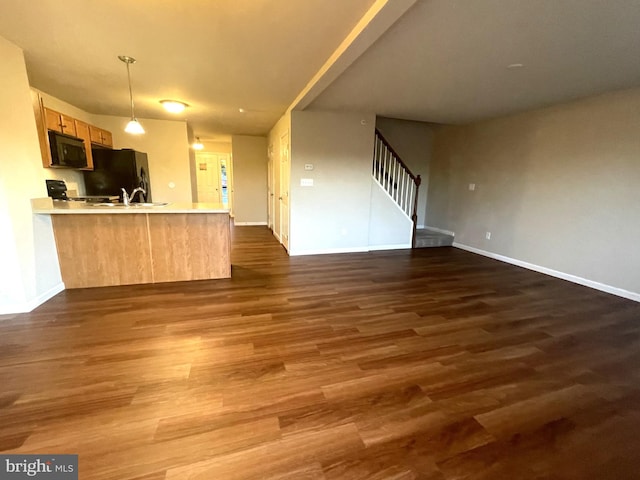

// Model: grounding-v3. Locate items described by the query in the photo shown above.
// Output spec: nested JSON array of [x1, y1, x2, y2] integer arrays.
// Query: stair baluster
[[372, 129, 421, 247]]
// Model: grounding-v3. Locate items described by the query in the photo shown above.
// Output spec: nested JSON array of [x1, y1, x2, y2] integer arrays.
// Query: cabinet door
[[44, 108, 63, 133], [60, 114, 77, 137], [74, 120, 94, 170], [100, 129, 113, 147], [89, 125, 103, 144], [31, 89, 53, 167]]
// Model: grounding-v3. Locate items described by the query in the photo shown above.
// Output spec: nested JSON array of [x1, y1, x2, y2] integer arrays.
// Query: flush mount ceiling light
[[119, 55, 145, 135], [192, 137, 204, 150], [160, 100, 188, 114], [507, 63, 525, 69]]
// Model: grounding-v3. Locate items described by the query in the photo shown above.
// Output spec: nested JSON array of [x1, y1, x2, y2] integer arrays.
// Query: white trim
[[424, 225, 455, 237], [0, 282, 65, 316], [290, 243, 414, 256], [234, 221, 268, 226], [289, 246, 370, 256], [368, 243, 411, 251], [371, 175, 412, 221], [453, 242, 640, 303]]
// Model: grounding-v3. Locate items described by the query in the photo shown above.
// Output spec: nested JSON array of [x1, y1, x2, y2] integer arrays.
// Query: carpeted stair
[[414, 228, 454, 248]]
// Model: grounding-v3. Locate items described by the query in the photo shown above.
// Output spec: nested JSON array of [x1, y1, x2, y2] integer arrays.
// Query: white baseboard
[[424, 225, 455, 237], [289, 243, 414, 256], [0, 282, 65, 316], [453, 242, 640, 303], [368, 243, 412, 251], [289, 246, 370, 256], [234, 221, 268, 226]]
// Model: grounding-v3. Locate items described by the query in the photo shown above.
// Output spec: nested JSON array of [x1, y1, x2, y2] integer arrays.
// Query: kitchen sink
[[90, 202, 169, 207]]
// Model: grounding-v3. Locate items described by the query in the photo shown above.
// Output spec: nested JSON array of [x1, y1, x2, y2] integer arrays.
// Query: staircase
[[373, 129, 421, 247], [373, 129, 453, 249]]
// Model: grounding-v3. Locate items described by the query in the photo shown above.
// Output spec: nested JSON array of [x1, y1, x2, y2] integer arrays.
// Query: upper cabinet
[[44, 108, 77, 137], [89, 125, 113, 148], [73, 120, 94, 170], [31, 89, 112, 170]]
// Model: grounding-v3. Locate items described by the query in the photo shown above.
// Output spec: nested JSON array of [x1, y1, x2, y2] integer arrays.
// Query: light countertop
[[31, 198, 230, 214]]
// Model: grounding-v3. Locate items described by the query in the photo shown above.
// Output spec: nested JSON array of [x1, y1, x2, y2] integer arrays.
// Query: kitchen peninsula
[[33, 198, 231, 288]]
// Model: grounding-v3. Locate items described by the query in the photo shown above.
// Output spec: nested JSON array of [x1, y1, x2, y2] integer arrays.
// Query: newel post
[[411, 175, 421, 248]]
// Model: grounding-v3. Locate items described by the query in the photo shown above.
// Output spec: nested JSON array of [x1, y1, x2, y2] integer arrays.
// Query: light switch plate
[[300, 178, 314, 187], [469, 183, 476, 191]]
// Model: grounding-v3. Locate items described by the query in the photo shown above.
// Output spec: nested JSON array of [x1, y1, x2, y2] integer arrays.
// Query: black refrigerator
[[83, 149, 152, 203]]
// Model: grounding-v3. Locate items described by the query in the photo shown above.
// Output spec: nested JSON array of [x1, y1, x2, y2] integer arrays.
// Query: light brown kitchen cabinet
[[31, 88, 113, 170], [31, 89, 53, 168], [44, 107, 77, 137], [74, 120, 94, 170], [89, 125, 113, 147]]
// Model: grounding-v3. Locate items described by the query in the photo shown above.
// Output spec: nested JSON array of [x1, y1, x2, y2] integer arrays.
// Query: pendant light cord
[[126, 61, 135, 120]]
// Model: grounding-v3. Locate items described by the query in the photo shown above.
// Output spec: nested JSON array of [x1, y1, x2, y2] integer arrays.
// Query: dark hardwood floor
[[1, 226, 639, 479]]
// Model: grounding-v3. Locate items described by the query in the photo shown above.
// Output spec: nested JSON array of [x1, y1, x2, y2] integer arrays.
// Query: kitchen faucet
[[121, 187, 146, 206]]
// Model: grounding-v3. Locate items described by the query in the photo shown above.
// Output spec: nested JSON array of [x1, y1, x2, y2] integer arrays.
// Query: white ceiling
[[309, 0, 640, 124], [0, 0, 375, 140], [4, 1, 640, 140]]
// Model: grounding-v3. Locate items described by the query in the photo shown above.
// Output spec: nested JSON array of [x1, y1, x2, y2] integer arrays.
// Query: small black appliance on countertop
[[46, 179, 68, 200], [45, 179, 118, 203]]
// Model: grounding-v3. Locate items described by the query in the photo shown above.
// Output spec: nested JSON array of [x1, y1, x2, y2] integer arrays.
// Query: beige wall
[[202, 141, 232, 154], [427, 87, 640, 298], [93, 115, 192, 203], [186, 125, 198, 202], [375, 117, 434, 227], [231, 135, 268, 224], [0, 35, 62, 313], [289, 110, 375, 255]]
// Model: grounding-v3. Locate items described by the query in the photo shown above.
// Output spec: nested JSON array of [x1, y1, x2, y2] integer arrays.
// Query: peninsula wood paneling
[[51, 214, 152, 288], [147, 213, 231, 282], [50, 212, 230, 288]]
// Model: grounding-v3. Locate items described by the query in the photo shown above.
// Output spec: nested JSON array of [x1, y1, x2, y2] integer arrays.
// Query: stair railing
[[373, 129, 421, 247]]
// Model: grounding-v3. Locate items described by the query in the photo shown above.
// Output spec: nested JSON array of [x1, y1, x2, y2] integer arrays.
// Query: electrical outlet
[[469, 183, 476, 191], [486, 231, 491, 240], [304, 164, 314, 171]]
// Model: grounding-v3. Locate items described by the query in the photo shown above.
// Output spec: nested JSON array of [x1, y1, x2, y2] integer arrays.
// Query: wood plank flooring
[[1, 225, 639, 479]]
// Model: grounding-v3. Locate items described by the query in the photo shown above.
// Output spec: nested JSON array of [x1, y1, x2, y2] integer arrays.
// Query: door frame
[[279, 131, 290, 251]]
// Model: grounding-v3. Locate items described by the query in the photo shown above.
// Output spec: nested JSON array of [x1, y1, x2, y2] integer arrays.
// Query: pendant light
[[118, 55, 145, 135], [192, 137, 204, 150]]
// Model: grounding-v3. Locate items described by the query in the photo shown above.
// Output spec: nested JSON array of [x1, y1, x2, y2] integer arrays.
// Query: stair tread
[[414, 229, 454, 248]]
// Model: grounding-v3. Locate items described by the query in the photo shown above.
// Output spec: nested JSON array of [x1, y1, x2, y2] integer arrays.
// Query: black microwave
[[48, 131, 88, 168]]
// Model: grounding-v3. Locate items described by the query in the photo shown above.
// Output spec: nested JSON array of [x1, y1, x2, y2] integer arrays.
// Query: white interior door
[[195, 153, 221, 203], [279, 132, 290, 250], [267, 155, 274, 230]]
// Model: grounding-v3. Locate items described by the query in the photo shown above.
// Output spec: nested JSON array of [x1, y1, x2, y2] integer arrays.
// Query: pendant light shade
[[125, 119, 145, 134], [192, 137, 204, 150], [119, 55, 145, 135]]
